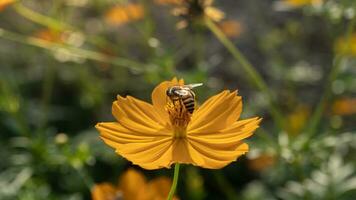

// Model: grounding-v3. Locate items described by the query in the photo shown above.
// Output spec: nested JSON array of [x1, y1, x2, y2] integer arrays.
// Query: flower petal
[[188, 141, 249, 169], [188, 90, 242, 134], [96, 122, 175, 169], [112, 96, 171, 135], [151, 77, 183, 124], [137, 177, 174, 200], [185, 117, 261, 169], [118, 169, 146, 200], [91, 183, 118, 200]]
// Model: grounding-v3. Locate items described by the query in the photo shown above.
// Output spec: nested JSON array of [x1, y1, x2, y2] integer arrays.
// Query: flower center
[[165, 98, 191, 138]]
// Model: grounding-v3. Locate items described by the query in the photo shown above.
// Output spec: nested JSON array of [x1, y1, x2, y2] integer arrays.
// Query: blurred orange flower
[[92, 168, 176, 200], [283, 0, 323, 7], [96, 78, 261, 170], [33, 29, 65, 43], [335, 33, 356, 56], [218, 20, 243, 38], [332, 98, 356, 116], [248, 154, 275, 171], [0, 0, 15, 12], [104, 3, 144, 26]]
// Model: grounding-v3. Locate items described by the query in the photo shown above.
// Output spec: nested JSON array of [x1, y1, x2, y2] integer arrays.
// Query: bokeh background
[[1, 0, 356, 199]]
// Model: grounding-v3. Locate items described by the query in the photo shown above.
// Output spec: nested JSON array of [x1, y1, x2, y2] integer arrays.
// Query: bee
[[166, 83, 203, 114]]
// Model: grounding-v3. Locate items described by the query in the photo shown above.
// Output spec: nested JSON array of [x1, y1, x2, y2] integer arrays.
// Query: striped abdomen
[[182, 95, 195, 114]]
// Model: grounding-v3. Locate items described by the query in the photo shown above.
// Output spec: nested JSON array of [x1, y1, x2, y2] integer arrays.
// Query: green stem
[[13, 2, 119, 50], [0, 28, 153, 72], [205, 18, 284, 130], [306, 15, 356, 137], [38, 63, 55, 132], [13, 3, 72, 31], [166, 163, 180, 200], [213, 171, 238, 200]]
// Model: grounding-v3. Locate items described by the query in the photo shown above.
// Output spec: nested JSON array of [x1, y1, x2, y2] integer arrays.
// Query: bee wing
[[185, 83, 203, 89], [174, 89, 190, 96]]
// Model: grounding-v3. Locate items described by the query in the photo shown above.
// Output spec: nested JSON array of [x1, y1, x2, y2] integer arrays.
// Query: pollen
[[165, 98, 191, 138]]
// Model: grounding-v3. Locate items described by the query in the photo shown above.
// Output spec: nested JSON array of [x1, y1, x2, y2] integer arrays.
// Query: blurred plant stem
[[73, 165, 94, 191], [13, 2, 73, 31], [37, 64, 55, 132], [0, 28, 152, 72], [306, 15, 356, 138], [0, 79, 30, 136], [205, 18, 284, 131], [213, 171, 239, 200], [13, 2, 117, 51], [167, 163, 180, 200]]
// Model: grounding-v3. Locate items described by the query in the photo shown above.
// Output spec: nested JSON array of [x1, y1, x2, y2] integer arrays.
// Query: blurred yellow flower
[[332, 98, 356, 116], [218, 20, 243, 38], [171, 0, 225, 29], [283, 0, 323, 7], [92, 168, 176, 200], [96, 78, 261, 170], [286, 105, 310, 136], [248, 154, 275, 171], [0, 0, 15, 12], [335, 33, 356, 56], [104, 3, 144, 26]]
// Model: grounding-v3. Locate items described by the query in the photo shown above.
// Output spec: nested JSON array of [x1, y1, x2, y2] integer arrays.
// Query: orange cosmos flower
[[0, 0, 15, 12], [104, 3, 144, 26], [96, 78, 261, 170], [92, 168, 176, 200]]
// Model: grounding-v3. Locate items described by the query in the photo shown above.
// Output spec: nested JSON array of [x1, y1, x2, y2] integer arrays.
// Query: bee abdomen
[[183, 98, 195, 114]]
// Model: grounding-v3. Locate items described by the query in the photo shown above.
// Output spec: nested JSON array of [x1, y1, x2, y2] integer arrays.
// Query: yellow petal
[[172, 138, 195, 164], [112, 96, 171, 135], [91, 183, 119, 200], [137, 177, 174, 200], [189, 117, 261, 141], [184, 117, 261, 169], [188, 142, 249, 169], [118, 169, 146, 200], [96, 122, 174, 169], [151, 77, 184, 124], [114, 138, 173, 169], [188, 90, 242, 134]]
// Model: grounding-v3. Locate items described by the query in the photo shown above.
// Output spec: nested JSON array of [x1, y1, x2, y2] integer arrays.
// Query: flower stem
[[205, 18, 284, 130], [166, 163, 180, 200], [13, 2, 72, 31], [306, 15, 356, 137]]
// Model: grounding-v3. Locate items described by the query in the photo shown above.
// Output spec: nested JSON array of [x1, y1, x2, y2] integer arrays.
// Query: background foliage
[[0, 0, 356, 199]]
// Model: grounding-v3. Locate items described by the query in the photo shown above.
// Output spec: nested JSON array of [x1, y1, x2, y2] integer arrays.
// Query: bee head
[[166, 86, 182, 99], [166, 86, 175, 97]]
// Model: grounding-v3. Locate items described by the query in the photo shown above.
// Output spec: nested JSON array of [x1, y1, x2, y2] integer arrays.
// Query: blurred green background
[[0, 0, 356, 199]]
